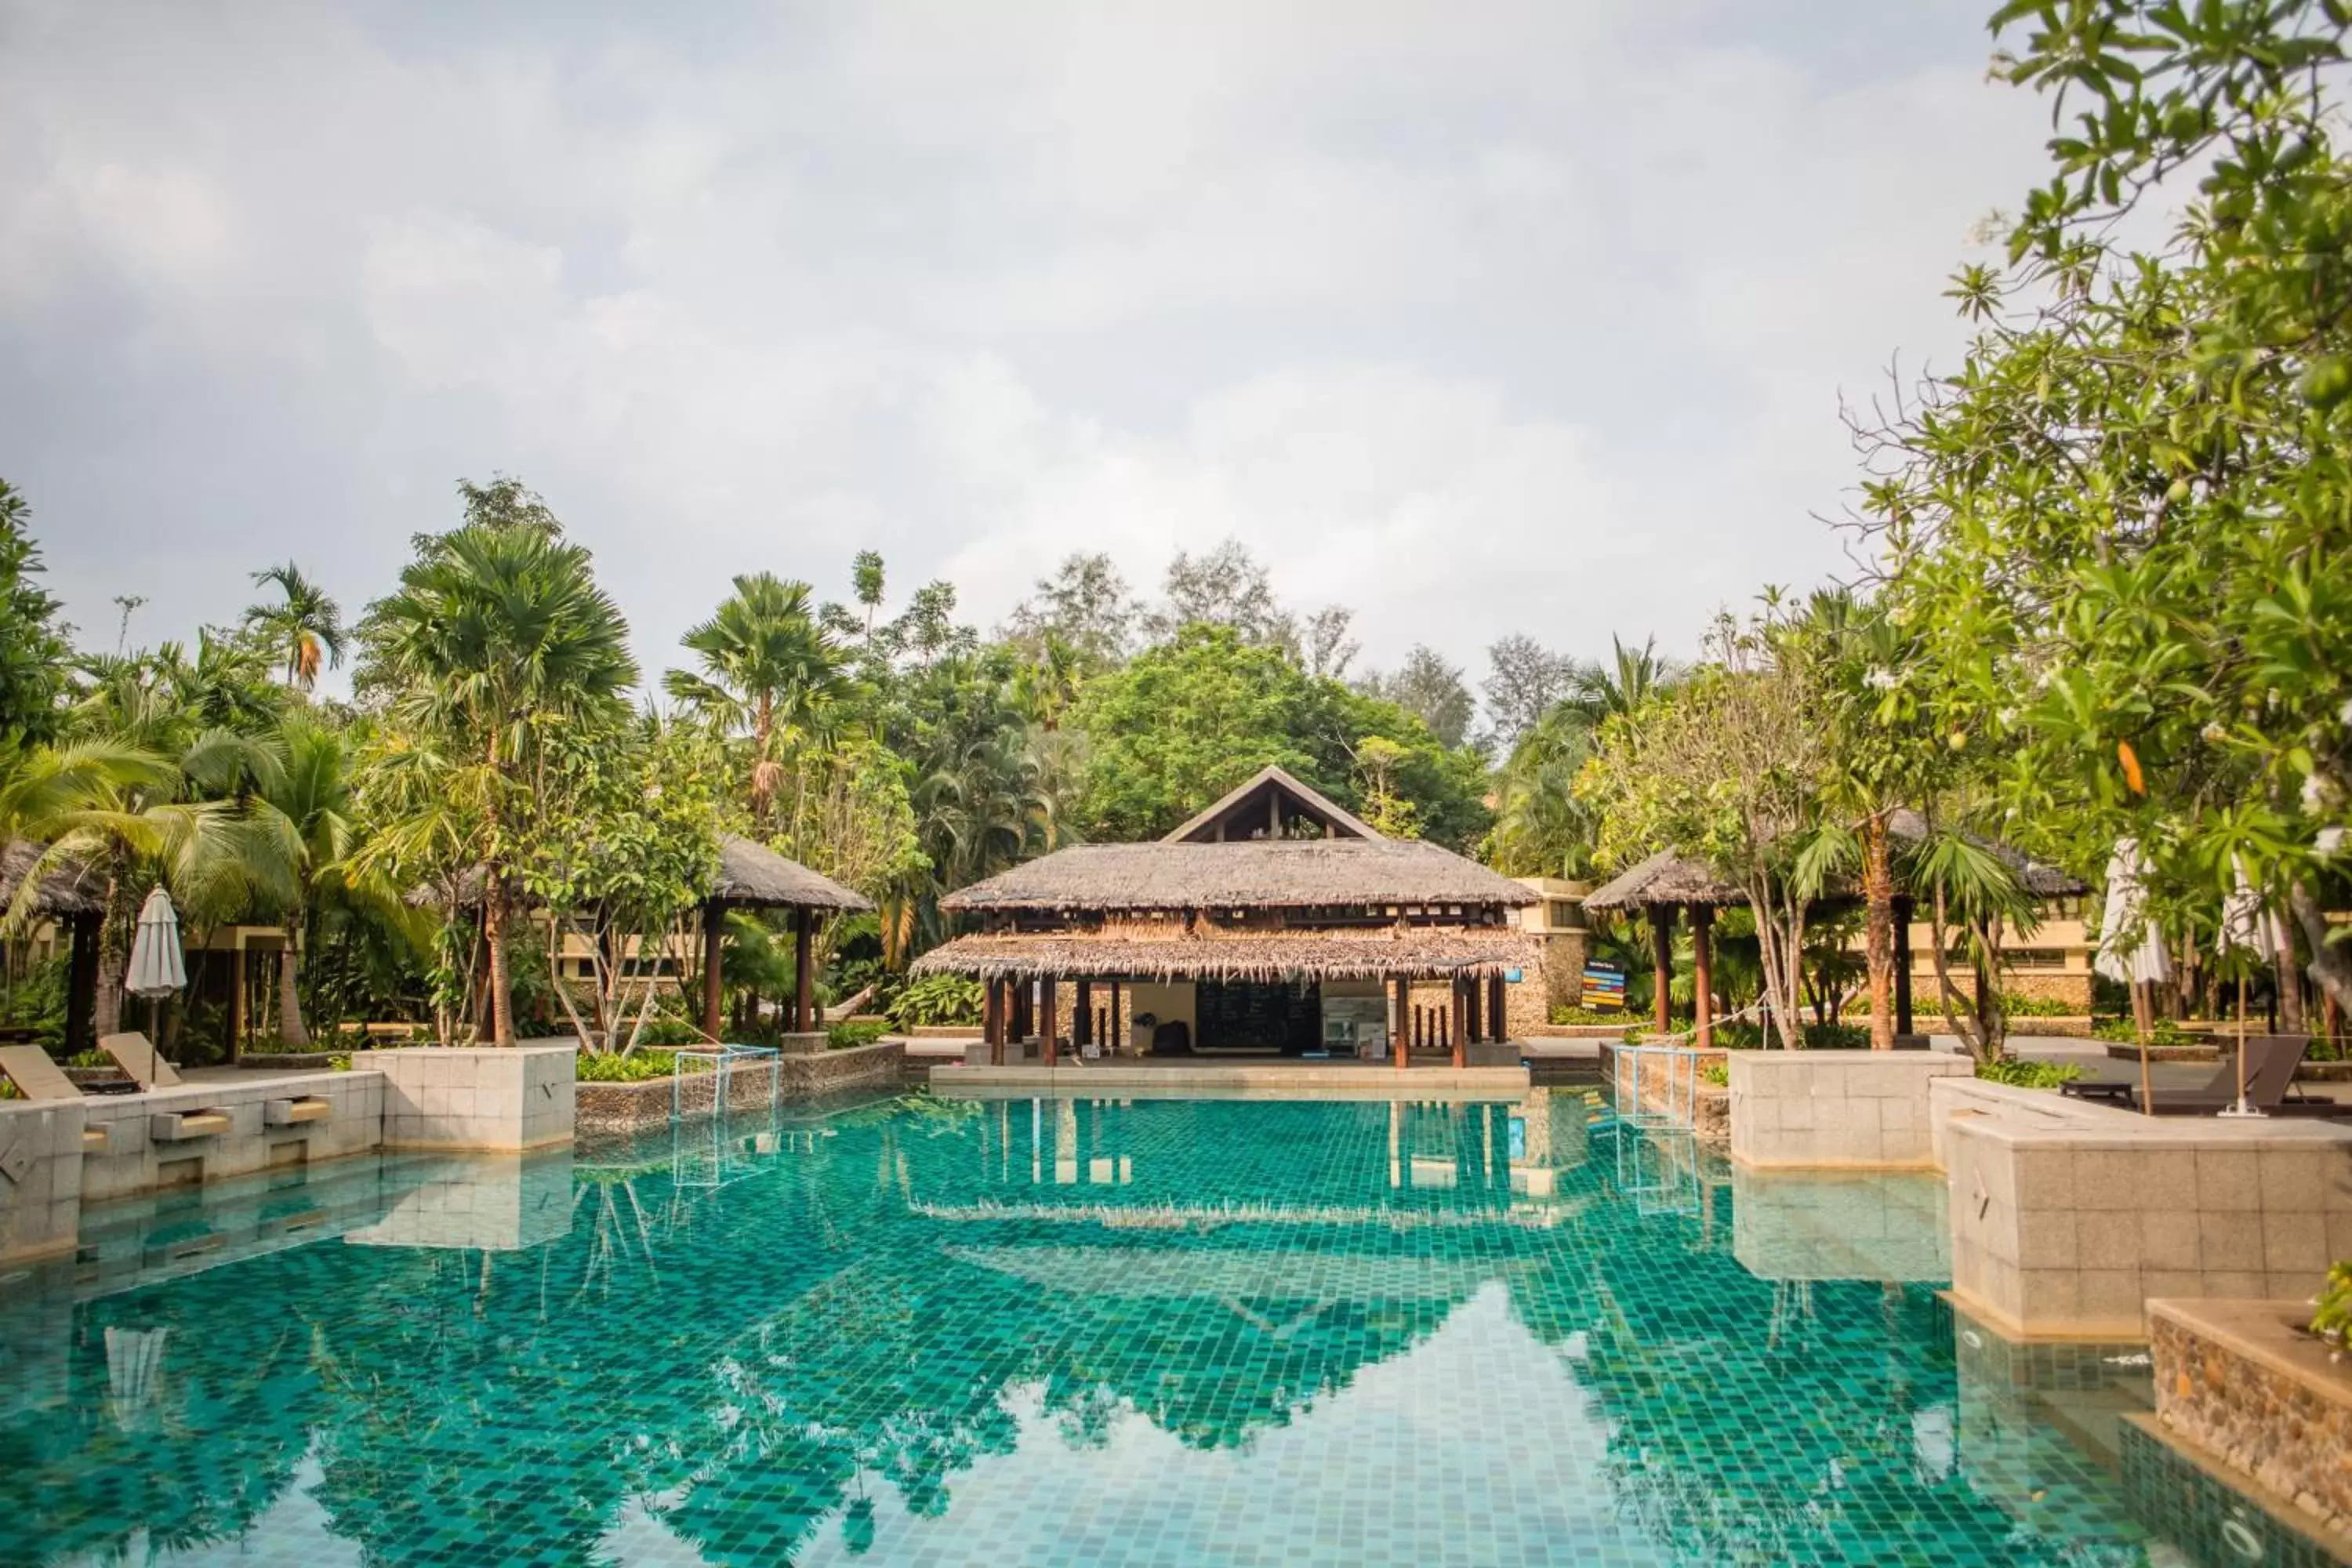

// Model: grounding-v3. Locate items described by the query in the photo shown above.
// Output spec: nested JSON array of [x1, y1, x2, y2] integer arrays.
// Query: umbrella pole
[[2136, 982, 2154, 1115], [2221, 973, 2262, 1119]]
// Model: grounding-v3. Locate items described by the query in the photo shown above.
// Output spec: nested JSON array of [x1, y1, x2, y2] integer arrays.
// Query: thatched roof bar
[[942, 840, 1538, 914], [0, 840, 102, 920], [709, 835, 872, 913], [911, 928, 1544, 983]]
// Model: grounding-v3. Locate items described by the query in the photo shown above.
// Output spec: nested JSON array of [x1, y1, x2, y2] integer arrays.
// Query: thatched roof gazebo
[[698, 836, 871, 1041], [916, 767, 1539, 1069], [0, 840, 103, 1050], [1583, 822, 2089, 1047]]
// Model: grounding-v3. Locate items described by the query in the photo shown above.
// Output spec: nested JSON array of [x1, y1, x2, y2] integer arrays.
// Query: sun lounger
[[0, 1044, 81, 1102], [98, 1033, 184, 1091], [2060, 1034, 2340, 1116]]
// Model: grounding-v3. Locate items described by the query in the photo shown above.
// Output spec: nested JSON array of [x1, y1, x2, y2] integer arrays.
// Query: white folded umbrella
[[124, 886, 187, 1000], [2092, 837, 2172, 986]]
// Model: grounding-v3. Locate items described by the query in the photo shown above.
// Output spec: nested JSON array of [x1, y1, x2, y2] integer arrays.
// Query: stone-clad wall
[[1940, 1088, 2352, 1341], [355, 1043, 575, 1151], [0, 1102, 87, 1264], [78, 1069, 386, 1204], [2148, 1298, 2352, 1544], [1729, 1050, 1974, 1169]]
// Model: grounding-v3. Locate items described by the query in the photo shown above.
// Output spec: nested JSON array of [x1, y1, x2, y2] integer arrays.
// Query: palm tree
[[1488, 705, 1601, 879], [1568, 635, 1673, 725], [245, 563, 347, 691], [358, 520, 637, 1044], [663, 573, 851, 821]]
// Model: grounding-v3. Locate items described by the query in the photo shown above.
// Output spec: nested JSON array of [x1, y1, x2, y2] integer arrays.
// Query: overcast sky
[[0, 0, 2050, 694]]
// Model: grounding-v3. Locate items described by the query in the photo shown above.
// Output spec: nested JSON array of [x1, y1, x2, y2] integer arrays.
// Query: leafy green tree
[[1480, 634, 1577, 751], [1142, 541, 1296, 651], [1357, 645, 1475, 750], [244, 562, 347, 691], [1577, 607, 1824, 1048], [356, 499, 637, 1044], [1860, 0, 2352, 1012], [1072, 625, 1489, 847], [1007, 552, 1138, 670], [0, 480, 70, 746], [1486, 703, 1602, 880]]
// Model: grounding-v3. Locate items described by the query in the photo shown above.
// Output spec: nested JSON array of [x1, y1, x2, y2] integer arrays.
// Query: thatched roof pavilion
[[917, 767, 1536, 1069], [1582, 816, 2088, 1044]]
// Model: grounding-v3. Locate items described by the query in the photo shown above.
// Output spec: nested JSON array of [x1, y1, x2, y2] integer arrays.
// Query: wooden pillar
[[1075, 980, 1093, 1047], [1650, 904, 1675, 1037], [1893, 895, 1915, 1036], [1691, 906, 1715, 1051], [1392, 975, 1410, 1069], [64, 913, 98, 1053], [1488, 974, 1507, 1044], [1040, 978, 1059, 1066], [793, 907, 815, 1034], [1450, 979, 1467, 1069], [1013, 981, 1032, 1044], [982, 978, 1000, 1062], [1465, 976, 1483, 1044], [702, 902, 725, 1042], [1110, 979, 1123, 1053]]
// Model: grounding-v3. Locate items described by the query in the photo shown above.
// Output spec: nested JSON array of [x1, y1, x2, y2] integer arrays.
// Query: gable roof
[[939, 837, 1537, 913], [1163, 764, 1381, 844]]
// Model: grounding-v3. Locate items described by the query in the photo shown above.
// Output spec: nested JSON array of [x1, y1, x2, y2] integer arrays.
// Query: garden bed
[[236, 1051, 341, 1071], [2103, 1042, 2222, 1064], [576, 1040, 906, 1134]]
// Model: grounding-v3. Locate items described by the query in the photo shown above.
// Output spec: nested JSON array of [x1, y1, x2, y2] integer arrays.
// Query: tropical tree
[[0, 479, 70, 746], [1487, 702, 1602, 880], [1578, 605, 1825, 1048], [664, 573, 854, 823], [1356, 645, 1475, 751], [356, 497, 638, 1045], [245, 562, 347, 691], [1856, 0, 2352, 1014]]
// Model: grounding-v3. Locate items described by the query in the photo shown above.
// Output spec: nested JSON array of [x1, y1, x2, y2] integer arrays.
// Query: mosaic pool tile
[[0, 1087, 2241, 1565]]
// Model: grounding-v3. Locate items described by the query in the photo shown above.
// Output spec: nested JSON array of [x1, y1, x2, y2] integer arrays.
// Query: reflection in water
[[0, 1091, 2186, 1566]]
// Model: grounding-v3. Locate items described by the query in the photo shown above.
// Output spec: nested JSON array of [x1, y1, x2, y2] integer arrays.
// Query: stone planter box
[[237, 1051, 341, 1072], [2298, 1059, 2352, 1083], [2104, 1042, 2223, 1064], [2148, 1298, 2352, 1549], [906, 1025, 982, 1039], [62, 1067, 131, 1091], [576, 1041, 906, 1134]]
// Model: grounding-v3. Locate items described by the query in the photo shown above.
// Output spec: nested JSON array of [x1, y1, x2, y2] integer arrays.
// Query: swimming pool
[[0, 1090, 2310, 1565]]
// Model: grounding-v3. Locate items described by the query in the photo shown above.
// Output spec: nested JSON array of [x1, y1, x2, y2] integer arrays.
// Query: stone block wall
[[79, 1069, 386, 1204], [2148, 1298, 2352, 1544], [1938, 1081, 2352, 1339], [356, 1043, 575, 1151], [0, 1102, 87, 1265], [1729, 1050, 1975, 1169]]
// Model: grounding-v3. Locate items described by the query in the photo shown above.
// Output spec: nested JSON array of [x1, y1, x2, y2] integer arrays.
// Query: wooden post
[[1075, 979, 1093, 1048], [64, 913, 97, 1053], [1465, 976, 1483, 1044], [1040, 978, 1059, 1066], [703, 902, 725, 1043], [1110, 979, 1123, 1053], [1651, 904, 1675, 1038], [1392, 975, 1410, 1069], [793, 907, 815, 1034], [982, 978, 1000, 1063], [1450, 979, 1467, 1069], [1893, 895, 1915, 1036], [1692, 906, 1715, 1051], [1014, 982, 1032, 1046], [1488, 973, 1507, 1044]]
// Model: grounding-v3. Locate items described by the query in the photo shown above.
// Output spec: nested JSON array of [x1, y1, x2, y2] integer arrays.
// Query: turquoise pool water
[[0, 1090, 2314, 1566]]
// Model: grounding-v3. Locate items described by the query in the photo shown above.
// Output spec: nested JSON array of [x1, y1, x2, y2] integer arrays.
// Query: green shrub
[[1549, 1003, 1641, 1025], [2311, 1260, 2352, 1349], [64, 1047, 111, 1069], [1711, 1020, 1867, 1050], [826, 1019, 891, 1051], [1975, 1056, 2083, 1089], [886, 974, 983, 1029], [627, 1012, 706, 1048], [2089, 1016, 2194, 1046], [1699, 1062, 1729, 1088], [2002, 991, 2083, 1018], [576, 1050, 680, 1083]]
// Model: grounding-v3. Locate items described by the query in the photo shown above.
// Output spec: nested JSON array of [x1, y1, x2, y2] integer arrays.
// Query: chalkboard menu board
[[1196, 980, 1322, 1054]]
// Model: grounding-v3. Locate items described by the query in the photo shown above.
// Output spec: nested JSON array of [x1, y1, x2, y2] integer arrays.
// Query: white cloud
[[0, 0, 2060, 695]]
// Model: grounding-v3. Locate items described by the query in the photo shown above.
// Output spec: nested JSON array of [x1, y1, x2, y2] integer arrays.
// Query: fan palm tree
[[1488, 704, 1601, 880], [664, 573, 851, 821], [245, 562, 348, 691], [358, 520, 637, 1044], [1567, 635, 1673, 725]]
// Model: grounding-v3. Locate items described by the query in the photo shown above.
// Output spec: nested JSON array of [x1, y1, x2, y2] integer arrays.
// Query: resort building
[[1510, 875, 1591, 1015], [913, 766, 1544, 1065]]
